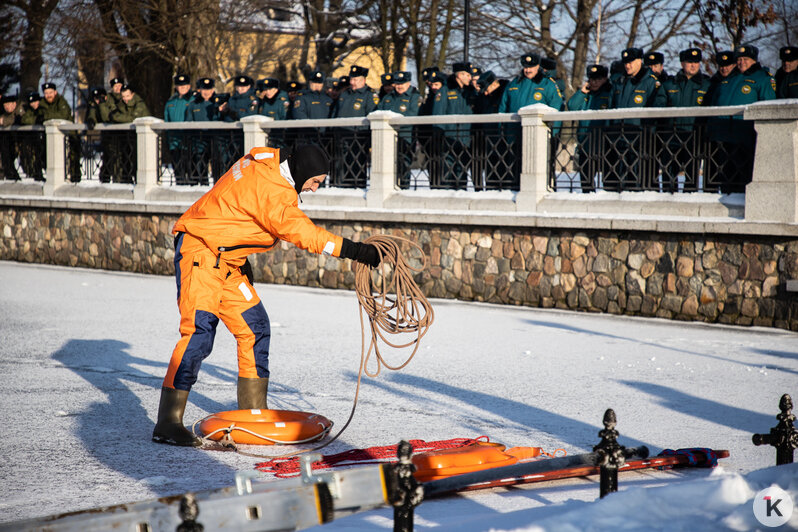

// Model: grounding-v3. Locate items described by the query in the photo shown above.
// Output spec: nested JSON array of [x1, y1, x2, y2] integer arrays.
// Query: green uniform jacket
[[419, 88, 438, 116], [498, 71, 563, 113], [610, 65, 666, 125], [39, 95, 73, 122], [661, 70, 711, 129], [292, 90, 333, 120], [1, 106, 23, 126], [432, 77, 472, 143], [377, 87, 421, 116], [225, 88, 259, 122], [86, 99, 116, 125], [725, 63, 776, 105], [775, 68, 798, 99], [21, 106, 44, 125], [186, 94, 222, 121], [705, 64, 775, 143], [259, 91, 290, 120], [164, 92, 192, 122], [566, 82, 613, 134], [333, 86, 378, 118], [109, 94, 150, 123]]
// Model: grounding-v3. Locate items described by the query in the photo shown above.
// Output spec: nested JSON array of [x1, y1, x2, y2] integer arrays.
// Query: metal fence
[[156, 126, 244, 186], [548, 106, 750, 194], [0, 127, 46, 182], [59, 124, 138, 184]]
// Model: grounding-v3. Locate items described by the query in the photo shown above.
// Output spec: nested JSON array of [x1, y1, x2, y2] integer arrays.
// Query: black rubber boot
[[152, 387, 202, 447], [237, 377, 269, 410]]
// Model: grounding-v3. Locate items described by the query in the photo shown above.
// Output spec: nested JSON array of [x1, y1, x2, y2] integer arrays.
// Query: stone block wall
[[2, 206, 797, 330]]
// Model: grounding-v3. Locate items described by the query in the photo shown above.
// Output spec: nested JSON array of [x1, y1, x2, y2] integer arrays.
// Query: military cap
[[234, 75, 254, 87], [349, 65, 369, 78], [41, 82, 56, 91], [109, 77, 123, 86], [27, 92, 41, 103], [716, 50, 736, 67], [213, 93, 229, 105], [325, 78, 341, 89], [286, 81, 304, 91], [196, 77, 215, 89], [380, 73, 394, 85], [679, 48, 702, 62], [470, 65, 482, 77], [427, 70, 443, 83], [339, 75, 350, 86], [644, 51, 664, 65], [621, 48, 644, 63], [540, 57, 557, 71], [586, 64, 609, 79], [90, 87, 107, 98], [477, 70, 497, 90], [259, 78, 279, 90], [422, 66, 440, 82], [452, 61, 471, 73], [737, 43, 758, 60], [174, 73, 190, 85], [0, 95, 14, 105], [392, 71, 412, 83], [780, 46, 798, 62], [120, 83, 134, 92], [520, 53, 541, 67], [308, 70, 325, 83]]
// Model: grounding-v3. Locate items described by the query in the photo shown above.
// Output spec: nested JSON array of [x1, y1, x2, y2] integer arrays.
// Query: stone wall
[[2, 206, 797, 330]]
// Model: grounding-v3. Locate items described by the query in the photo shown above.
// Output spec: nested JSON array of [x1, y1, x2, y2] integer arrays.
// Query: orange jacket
[[173, 147, 343, 266]]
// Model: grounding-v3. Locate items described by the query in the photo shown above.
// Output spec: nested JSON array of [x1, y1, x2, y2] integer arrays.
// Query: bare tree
[[6, 0, 60, 92], [695, 0, 779, 53]]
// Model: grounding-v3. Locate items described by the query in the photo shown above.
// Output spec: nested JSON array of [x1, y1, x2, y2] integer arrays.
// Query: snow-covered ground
[[0, 260, 796, 531]]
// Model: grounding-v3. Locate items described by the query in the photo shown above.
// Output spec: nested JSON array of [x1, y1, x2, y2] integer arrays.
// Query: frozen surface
[[0, 260, 796, 530]]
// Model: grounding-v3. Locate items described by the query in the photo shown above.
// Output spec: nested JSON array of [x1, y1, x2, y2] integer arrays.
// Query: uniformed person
[[644, 52, 670, 82], [293, 70, 333, 120], [19, 92, 44, 181], [659, 48, 711, 192], [225, 75, 259, 121], [378, 71, 420, 188], [421, 66, 441, 99], [418, 68, 444, 184], [286, 81, 304, 112], [499, 52, 563, 190], [185, 77, 221, 184], [40, 82, 80, 182], [706, 44, 775, 193], [332, 65, 378, 187], [164, 74, 192, 184], [1, 95, 23, 181], [431, 62, 472, 189], [703, 50, 739, 192], [567, 64, 613, 192], [106, 84, 149, 183], [378, 72, 394, 100], [108, 77, 124, 106], [776, 46, 798, 99], [325, 77, 343, 104], [610, 60, 626, 86], [465, 65, 482, 108], [86, 87, 115, 182], [419, 69, 443, 116], [472, 71, 509, 190], [257, 78, 290, 120], [541, 57, 566, 102]]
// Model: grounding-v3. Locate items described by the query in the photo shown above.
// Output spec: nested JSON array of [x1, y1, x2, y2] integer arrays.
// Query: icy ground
[[0, 260, 796, 531]]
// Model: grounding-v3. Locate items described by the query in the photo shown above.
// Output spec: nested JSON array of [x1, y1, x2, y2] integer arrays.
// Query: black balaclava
[[285, 144, 329, 194]]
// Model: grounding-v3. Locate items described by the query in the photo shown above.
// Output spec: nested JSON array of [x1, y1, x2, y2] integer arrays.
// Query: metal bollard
[[176, 493, 204, 532], [752, 393, 798, 465], [391, 440, 424, 532], [593, 409, 627, 498]]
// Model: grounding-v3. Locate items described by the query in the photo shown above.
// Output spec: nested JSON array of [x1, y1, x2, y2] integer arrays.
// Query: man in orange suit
[[153, 144, 380, 446]]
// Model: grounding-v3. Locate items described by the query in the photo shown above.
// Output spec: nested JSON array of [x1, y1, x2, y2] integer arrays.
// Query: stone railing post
[[367, 110, 400, 208], [241, 115, 272, 152], [133, 117, 163, 201], [516, 104, 556, 212], [43, 120, 70, 196], [744, 100, 798, 223]]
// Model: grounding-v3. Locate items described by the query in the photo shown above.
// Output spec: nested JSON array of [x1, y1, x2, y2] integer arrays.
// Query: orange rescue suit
[[163, 147, 344, 391]]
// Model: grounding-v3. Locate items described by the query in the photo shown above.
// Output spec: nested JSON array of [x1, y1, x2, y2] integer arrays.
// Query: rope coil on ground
[[209, 234, 434, 460]]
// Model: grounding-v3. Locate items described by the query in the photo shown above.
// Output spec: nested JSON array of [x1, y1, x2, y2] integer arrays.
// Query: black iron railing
[[158, 128, 244, 186], [0, 128, 46, 181], [63, 127, 137, 184]]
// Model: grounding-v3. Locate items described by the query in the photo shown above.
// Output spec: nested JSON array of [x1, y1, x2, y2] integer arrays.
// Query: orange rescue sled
[[197, 409, 333, 445]]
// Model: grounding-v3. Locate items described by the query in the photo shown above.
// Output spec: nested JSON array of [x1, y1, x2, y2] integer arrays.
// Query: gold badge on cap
[[526, 56, 531, 62], [692, 50, 698, 56]]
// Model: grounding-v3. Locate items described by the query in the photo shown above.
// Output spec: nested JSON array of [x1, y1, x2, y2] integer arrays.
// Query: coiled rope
[[224, 234, 434, 459]]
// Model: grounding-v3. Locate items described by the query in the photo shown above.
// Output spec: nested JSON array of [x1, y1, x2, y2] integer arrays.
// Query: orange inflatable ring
[[412, 442, 519, 482], [197, 409, 333, 445]]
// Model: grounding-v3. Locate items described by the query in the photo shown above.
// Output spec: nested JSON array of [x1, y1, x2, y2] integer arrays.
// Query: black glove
[[240, 258, 254, 284], [340, 238, 380, 268]]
